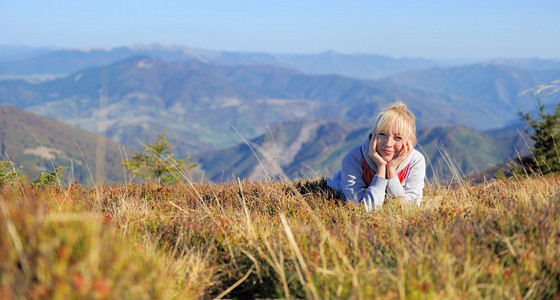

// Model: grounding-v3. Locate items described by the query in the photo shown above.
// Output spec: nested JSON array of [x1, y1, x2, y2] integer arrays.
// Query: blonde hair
[[371, 102, 416, 144]]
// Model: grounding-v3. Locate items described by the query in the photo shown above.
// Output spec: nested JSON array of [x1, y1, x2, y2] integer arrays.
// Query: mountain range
[[0, 44, 444, 80], [0, 44, 556, 183], [1, 56, 556, 149], [193, 120, 531, 182], [2, 44, 559, 81]]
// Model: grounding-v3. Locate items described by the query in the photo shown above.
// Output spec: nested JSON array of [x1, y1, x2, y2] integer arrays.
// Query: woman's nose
[[386, 137, 395, 147]]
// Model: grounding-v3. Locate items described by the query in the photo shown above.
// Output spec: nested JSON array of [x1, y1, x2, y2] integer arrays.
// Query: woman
[[327, 102, 426, 211]]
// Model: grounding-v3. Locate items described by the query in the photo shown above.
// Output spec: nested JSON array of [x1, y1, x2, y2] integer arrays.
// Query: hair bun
[[392, 102, 408, 110]]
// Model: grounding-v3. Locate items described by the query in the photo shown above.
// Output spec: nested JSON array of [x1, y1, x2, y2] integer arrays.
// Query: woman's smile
[[380, 148, 394, 155]]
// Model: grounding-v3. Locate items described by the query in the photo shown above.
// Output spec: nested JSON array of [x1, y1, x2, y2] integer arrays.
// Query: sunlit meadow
[[1, 166, 559, 299]]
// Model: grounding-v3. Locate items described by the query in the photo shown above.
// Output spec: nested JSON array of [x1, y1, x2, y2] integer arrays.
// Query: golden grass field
[[1, 173, 559, 299]]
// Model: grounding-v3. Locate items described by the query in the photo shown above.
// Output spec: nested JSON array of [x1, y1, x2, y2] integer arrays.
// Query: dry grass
[[1, 174, 559, 299]]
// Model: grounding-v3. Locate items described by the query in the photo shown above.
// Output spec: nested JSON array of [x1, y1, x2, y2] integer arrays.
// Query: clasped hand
[[368, 134, 413, 180]]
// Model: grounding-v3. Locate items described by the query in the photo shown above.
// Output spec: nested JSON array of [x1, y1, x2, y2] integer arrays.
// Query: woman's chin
[[379, 154, 399, 163], [381, 156, 392, 163]]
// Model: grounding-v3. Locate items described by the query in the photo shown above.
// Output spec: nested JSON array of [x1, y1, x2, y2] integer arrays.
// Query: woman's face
[[375, 131, 406, 162]]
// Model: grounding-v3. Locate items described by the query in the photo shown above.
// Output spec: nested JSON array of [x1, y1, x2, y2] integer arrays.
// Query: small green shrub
[[518, 98, 560, 174], [122, 131, 196, 184], [0, 160, 22, 187], [31, 166, 65, 188]]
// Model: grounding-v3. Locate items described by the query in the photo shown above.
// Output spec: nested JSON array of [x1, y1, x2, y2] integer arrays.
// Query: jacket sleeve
[[386, 152, 426, 206], [340, 154, 388, 211]]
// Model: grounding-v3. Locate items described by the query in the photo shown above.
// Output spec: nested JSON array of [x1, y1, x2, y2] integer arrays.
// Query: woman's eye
[[395, 136, 403, 141], [377, 133, 386, 137]]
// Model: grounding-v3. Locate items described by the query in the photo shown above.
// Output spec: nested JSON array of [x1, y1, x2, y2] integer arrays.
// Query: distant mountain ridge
[[0, 44, 443, 80], [0, 45, 57, 62], [484, 58, 560, 71], [1, 44, 558, 81]]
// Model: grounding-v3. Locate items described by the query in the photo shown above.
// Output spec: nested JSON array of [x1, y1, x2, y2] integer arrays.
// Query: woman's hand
[[386, 138, 413, 179], [368, 135, 387, 178]]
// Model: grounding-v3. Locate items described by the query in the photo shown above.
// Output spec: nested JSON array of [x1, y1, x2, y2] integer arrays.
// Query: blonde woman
[[328, 102, 426, 211]]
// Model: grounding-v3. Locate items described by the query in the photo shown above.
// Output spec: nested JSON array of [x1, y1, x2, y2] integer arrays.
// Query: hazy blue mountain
[[380, 64, 560, 129], [173, 60, 549, 130], [210, 50, 444, 79], [0, 44, 210, 76], [0, 44, 447, 80], [0, 45, 57, 62], [2, 44, 558, 83], [484, 58, 560, 71]]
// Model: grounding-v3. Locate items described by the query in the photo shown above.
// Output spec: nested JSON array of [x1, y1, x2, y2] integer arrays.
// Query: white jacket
[[327, 134, 426, 211]]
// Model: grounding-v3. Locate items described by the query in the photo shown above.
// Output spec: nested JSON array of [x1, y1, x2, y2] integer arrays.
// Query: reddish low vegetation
[[1, 175, 559, 299]]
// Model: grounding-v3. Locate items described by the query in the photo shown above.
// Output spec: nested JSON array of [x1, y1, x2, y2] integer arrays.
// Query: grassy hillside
[[0, 106, 129, 184], [417, 126, 531, 180], [1, 172, 558, 298]]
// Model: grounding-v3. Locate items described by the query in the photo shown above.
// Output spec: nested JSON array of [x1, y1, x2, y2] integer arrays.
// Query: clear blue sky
[[1, 0, 558, 60]]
